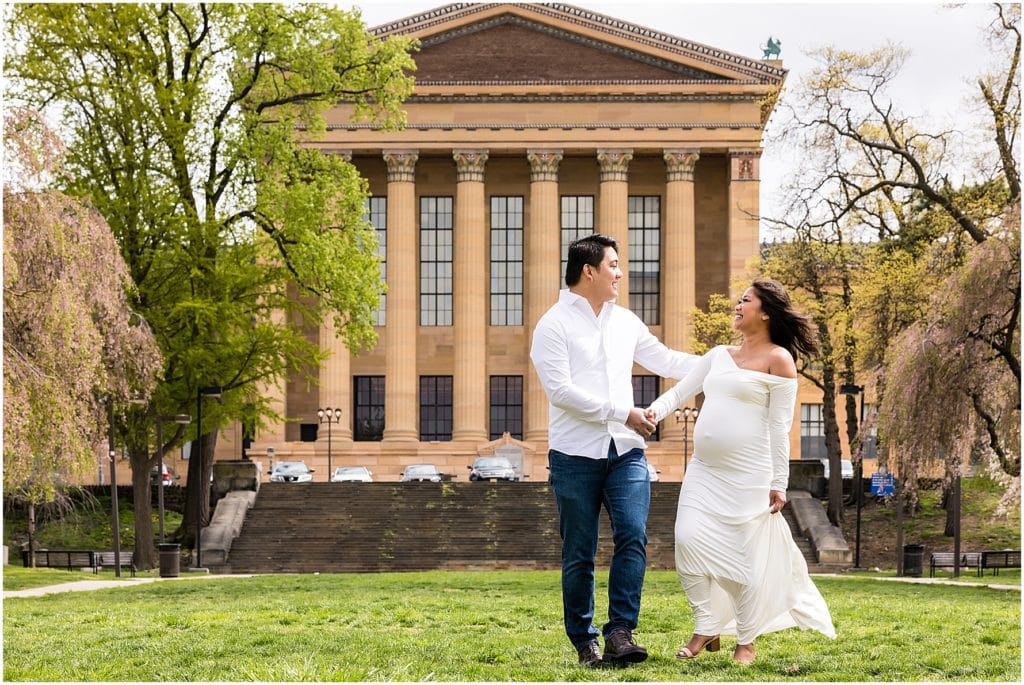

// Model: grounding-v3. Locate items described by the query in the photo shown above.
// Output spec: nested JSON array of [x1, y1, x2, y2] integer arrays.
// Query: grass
[[2, 569, 1019, 681]]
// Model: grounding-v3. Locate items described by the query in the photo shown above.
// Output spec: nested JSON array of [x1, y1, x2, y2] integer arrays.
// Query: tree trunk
[[27, 502, 36, 568], [129, 446, 157, 570], [822, 364, 844, 525], [174, 431, 217, 553]]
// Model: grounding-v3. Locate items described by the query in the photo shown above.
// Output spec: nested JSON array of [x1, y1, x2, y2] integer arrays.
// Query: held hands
[[627, 407, 657, 438], [769, 490, 787, 513]]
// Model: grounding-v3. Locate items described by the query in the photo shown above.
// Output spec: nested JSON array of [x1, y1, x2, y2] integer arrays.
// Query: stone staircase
[[782, 504, 830, 573], [222, 482, 840, 574]]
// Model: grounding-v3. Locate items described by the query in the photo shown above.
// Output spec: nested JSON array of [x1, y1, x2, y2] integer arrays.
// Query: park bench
[[980, 550, 1020, 576], [21, 549, 98, 572], [94, 551, 136, 577], [929, 551, 982, 577]]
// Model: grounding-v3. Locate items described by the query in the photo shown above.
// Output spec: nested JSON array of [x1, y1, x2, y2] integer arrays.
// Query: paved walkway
[[812, 573, 1020, 592], [4, 573, 254, 599]]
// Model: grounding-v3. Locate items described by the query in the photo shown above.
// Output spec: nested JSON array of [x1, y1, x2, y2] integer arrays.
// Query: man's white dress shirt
[[530, 289, 698, 459]]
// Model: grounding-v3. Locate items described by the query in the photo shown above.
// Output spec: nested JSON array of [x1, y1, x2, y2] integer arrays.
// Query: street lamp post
[[317, 407, 342, 482], [107, 399, 122, 578], [839, 383, 866, 569], [674, 407, 700, 475], [192, 386, 222, 570], [155, 414, 191, 543]]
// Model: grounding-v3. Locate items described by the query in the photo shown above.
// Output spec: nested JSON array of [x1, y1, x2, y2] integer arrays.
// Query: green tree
[[3, 108, 162, 561], [6, 3, 416, 568]]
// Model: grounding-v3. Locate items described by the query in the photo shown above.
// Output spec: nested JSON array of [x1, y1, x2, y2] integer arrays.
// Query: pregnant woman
[[646, 278, 836, 664]]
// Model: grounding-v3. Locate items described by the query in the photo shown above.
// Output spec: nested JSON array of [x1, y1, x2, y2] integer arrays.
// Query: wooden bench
[[981, 550, 1021, 576], [94, 551, 136, 577], [21, 549, 97, 572], [929, 551, 982, 577]]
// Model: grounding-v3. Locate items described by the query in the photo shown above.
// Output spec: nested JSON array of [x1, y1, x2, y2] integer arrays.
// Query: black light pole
[[107, 398, 122, 578], [674, 407, 699, 475], [953, 468, 962, 578], [840, 383, 865, 569], [317, 407, 342, 481], [193, 386, 222, 570], [155, 414, 191, 543]]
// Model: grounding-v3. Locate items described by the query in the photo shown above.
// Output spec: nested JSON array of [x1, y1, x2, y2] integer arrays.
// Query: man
[[530, 234, 697, 667]]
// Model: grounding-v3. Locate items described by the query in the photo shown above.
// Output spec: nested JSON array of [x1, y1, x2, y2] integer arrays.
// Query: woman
[[645, 278, 836, 664]]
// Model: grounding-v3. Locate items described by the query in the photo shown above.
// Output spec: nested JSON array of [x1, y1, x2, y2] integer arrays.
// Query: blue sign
[[871, 472, 895, 496]]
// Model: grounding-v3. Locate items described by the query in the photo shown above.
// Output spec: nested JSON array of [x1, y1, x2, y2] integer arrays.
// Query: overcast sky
[[346, 1, 1000, 230]]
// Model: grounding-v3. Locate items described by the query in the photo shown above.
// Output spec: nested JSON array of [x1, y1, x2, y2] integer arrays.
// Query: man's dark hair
[[565, 234, 617, 286]]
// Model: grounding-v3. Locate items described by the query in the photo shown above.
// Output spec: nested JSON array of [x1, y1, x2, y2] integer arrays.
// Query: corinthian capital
[[383, 150, 419, 183], [597, 148, 633, 182], [527, 149, 563, 182], [663, 149, 700, 182], [453, 149, 489, 182]]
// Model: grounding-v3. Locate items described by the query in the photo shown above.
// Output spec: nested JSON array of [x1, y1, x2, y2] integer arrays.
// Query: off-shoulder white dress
[[648, 345, 836, 643]]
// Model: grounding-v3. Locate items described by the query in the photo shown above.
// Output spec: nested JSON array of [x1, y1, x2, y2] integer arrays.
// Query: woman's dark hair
[[750, 278, 819, 361], [565, 234, 617, 286]]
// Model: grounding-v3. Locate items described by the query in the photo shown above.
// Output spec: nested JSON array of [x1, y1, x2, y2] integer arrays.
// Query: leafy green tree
[[689, 294, 737, 354], [3, 108, 162, 561], [6, 3, 416, 567]]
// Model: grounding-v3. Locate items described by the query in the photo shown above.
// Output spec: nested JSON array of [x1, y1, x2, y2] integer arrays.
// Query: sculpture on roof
[[761, 37, 782, 60]]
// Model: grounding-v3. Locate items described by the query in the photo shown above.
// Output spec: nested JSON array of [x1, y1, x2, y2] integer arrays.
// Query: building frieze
[[406, 93, 762, 104], [317, 121, 764, 132]]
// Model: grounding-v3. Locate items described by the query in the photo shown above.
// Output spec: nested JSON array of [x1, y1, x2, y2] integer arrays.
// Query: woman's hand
[[769, 490, 787, 513]]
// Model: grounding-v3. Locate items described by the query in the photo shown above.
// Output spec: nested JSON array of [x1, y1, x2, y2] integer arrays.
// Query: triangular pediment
[[414, 15, 719, 83], [372, 3, 786, 86]]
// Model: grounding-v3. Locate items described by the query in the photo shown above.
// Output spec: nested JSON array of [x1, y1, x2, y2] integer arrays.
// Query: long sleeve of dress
[[768, 378, 798, 492], [646, 347, 718, 423]]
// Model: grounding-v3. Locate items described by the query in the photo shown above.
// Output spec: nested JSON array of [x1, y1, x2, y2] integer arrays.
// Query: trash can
[[903, 544, 925, 577], [158, 543, 181, 578]]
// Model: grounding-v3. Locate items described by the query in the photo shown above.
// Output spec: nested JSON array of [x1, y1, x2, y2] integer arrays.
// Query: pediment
[[414, 15, 720, 83], [373, 3, 786, 86]]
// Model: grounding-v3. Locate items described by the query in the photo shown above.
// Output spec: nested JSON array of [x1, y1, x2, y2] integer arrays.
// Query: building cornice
[[313, 121, 763, 132]]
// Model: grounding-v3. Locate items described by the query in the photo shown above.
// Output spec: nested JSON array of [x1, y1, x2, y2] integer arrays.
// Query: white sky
[[346, 1, 1000, 230]]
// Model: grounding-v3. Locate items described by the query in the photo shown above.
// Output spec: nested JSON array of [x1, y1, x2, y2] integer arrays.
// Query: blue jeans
[[548, 441, 651, 648]]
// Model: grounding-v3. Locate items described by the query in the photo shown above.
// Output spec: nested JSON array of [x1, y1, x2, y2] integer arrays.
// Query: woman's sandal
[[675, 634, 721, 659]]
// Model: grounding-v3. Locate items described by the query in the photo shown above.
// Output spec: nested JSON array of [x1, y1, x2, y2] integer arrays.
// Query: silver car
[[646, 462, 661, 482], [468, 456, 518, 482], [400, 463, 443, 482], [331, 466, 373, 483], [269, 461, 314, 483]]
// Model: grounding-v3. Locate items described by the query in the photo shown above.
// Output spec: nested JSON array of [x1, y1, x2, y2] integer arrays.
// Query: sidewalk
[[4, 573, 254, 599], [812, 572, 1020, 592]]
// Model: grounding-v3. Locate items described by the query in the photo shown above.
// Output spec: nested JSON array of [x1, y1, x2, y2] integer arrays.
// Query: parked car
[[400, 463, 443, 483], [269, 461, 315, 483], [150, 464, 179, 487], [646, 463, 661, 482], [820, 458, 854, 480], [467, 456, 518, 482], [331, 466, 373, 483]]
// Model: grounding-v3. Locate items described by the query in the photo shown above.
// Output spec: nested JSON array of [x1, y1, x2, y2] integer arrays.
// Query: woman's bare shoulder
[[767, 346, 797, 379]]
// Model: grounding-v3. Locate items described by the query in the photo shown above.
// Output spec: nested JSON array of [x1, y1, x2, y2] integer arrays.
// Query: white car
[[331, 466, 373, 483], [820, 458, 854, 480], [400, 464, 443, 483], [467, 456, 518, 482], [269, 461, 314, 483], [646, 463, 661, 482]]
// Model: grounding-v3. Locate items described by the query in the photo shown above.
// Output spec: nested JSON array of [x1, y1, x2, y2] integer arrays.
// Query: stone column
[[597, 148, 633, 305], [524, 149, 563, 444], [382, 150, 419, 445], [452, 149, 489, 443], [662, 149, 700, 356], [728, 149, 762, 297], [318, 150, 353, 446], [250, 307, 288, 461]]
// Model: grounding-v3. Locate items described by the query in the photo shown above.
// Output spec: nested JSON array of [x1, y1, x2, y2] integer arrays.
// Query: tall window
[[354, 376, 385, 442], [560, 195, 594, 282], [489, 375, 523, 439], [420, 197, 453, 326], [628, 196, 661, 325], [801, 403, 826, 459], [365, 197, 387, 326], [632, 375, 660, 441], [490, 196, 524, 325], [420, 376, 453, 441]]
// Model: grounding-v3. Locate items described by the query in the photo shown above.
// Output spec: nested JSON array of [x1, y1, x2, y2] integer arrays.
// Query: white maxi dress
[[648, 345, 836, 643]]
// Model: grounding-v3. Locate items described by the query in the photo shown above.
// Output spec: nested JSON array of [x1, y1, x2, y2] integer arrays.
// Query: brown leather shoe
[[576, 641, 604, 667], [603, 628, 648, 663]]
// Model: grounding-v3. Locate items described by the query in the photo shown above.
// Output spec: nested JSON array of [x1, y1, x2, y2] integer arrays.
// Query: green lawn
[[3, 569, 1019, 681]]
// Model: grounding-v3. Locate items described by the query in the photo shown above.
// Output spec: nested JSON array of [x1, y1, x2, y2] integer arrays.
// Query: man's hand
[[626, 407, 656, 438], [643, 408, 657, 423], [769, 490, 787, 513]]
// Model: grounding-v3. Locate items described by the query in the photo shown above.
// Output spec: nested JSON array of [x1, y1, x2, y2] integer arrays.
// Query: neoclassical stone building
[[242, 2, 794, 482]]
